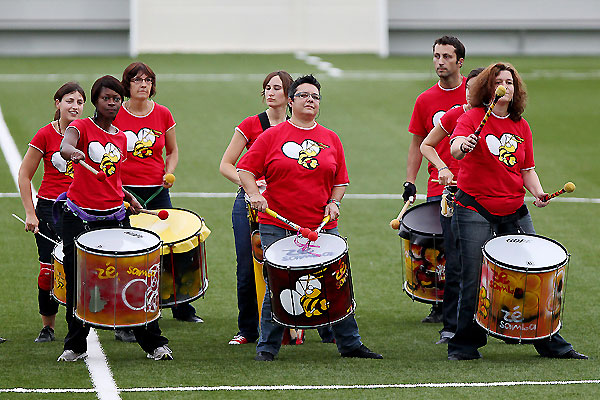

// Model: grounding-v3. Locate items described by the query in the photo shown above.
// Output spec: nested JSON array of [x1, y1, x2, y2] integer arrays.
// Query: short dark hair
[[54, 82, 86, 120], [466, 67, 484, 83], [288, 74, 321, 100], [121, 62, 156, 98], [90, 75, 125, 106], [261, 70, 294, 100], [433, 36, 466, 60]]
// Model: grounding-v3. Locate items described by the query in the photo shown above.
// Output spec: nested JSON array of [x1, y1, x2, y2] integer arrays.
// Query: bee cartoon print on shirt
[[282, 139, 329, 170], [486, 133, 524, 167], [51, 152, 74, 178], [88, 141, 122, 177], [124, 128, 162, 159], [280, 269, 329, 318]]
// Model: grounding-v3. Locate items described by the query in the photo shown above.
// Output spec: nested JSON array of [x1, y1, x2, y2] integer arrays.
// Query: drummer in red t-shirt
[[18, 82, 85, 343], [57, 75, 172, 362], [447, 62, 586, 361], [238, 75, 382, 362], [402, 36, 467, 325]]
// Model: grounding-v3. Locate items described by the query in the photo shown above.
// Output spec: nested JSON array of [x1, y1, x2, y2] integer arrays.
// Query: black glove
[[402, 182, 416, 202]]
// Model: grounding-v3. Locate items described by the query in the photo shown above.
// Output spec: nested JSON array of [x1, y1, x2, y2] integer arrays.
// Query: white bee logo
[[280, 273, 329, 318], [51, 152, 74, 178], [124, 128, 159, 158], [87, 141, 122, 177], [281, 139, 329, 170], [486, 133, 524, 167]]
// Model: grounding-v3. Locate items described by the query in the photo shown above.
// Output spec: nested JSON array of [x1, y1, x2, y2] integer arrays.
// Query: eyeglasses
[[131, 77, 153, 84], [295, 92, 321, 101]]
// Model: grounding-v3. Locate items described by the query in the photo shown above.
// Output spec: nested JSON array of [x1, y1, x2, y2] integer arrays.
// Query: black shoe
[[552, 349, 588, 360], [0, 337, 6, 344], [436, 330, 454, 344], [254, 351, 274, 361], [448, 352, 482, 361], [422, 305, 443, 323], [35, 326, 55, 343], [114, 329, 137, 343], [177, 314, 204, 323], [341, 344, 383, 359]]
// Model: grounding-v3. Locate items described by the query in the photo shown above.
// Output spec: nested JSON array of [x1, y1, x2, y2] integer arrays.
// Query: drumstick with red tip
[[431, 179, 457, 185], [389, 196, 414, 230], [124, 201, 169, 220], [264, 208, 309, 236], [78, 160, 106, 181], [308, 216, 331, 242], [542, 182, 576, 201]]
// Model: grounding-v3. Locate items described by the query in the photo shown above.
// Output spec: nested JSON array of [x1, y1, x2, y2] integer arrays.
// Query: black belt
[[455, 189, 529, 226]]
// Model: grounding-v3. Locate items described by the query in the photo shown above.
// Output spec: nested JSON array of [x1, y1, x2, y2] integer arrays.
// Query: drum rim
[[75, 227, 162, 256], [132, 207, 204, 247], [482, 233, 569, 272], [475, 317, 562, 342], [264, 232, 349, 270], [52, 241, 64, 261], [398, 201, 443, 239], [159, 277, 209, 307], [271, 299, 356, 329], [74, 310, 161, 329]]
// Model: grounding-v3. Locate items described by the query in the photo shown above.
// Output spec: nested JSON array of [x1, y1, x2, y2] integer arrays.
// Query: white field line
[[1, 70, 599, 83], [1, 379, 600, 394], [0, 108, 119, 399]]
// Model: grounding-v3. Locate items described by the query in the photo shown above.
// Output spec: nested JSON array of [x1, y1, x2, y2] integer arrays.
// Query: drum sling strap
[[455, 189, 529, 234], [53, 192, 127, 223], [257, 111, 271, 132], [128, 189, 163, 209]]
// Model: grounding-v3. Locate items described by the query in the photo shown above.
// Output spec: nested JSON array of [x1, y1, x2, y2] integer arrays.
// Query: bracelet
[[438, 166, 449, 172], [328, 199, 341, 208]]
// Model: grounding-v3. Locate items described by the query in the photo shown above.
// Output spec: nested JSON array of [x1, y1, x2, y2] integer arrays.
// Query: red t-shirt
[[236, 113, 267, 150], [114, 101, 176, 186], [29, 122, 74, 200], [451, 108, 535, 216], [66, 118, 127, 210], [437, 105, 467, 178], [237, 121, 349, 230], [408, 78, 466, 196]]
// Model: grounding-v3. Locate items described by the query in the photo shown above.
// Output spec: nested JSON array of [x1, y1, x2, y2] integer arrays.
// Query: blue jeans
[[257, 224, 360, 356], [232, 189, 259, 341], [448, 205, 573, 358]]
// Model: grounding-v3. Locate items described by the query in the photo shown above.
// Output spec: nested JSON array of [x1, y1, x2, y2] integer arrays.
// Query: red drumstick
[[124, 202, 169, 220], [79, 160, 106, 181], [264, 208, 310, 236]]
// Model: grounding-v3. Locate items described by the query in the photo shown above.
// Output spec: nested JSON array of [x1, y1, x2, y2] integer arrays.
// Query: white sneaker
[[147, 345, 173, 360], [57, 350, 87, 362]]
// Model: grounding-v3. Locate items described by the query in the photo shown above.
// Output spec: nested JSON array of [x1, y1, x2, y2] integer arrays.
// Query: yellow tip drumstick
[[164, 173, 176, 184], [543, 182, 576, 201]]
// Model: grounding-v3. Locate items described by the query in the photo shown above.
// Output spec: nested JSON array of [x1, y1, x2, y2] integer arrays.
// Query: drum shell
[[265, 234, 355, 329], [398, 201, 445, 304], [75, 228, 162, 329], [52, 242, 66, 305], [476, 234, 568, 341]]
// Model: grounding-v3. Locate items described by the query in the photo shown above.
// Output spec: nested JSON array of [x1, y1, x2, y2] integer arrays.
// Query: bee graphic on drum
[[280, 269, 329, 318]]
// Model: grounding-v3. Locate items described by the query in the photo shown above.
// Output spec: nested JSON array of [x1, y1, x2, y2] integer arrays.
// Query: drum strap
[[455, 190, 529, 226], [257, 111, 271, 132], [63, 196, 127, 222]]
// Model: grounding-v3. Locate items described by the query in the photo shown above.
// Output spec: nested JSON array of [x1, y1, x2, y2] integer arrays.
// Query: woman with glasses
[[113, 62, 201, 332], [237, 75, 382, 361]]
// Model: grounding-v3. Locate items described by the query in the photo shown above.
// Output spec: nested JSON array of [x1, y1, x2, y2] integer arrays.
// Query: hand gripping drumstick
[[12, 214, 59, 246], [123, 201, 169, 220], [389, 196, 414, 230], [308, 216, 331, 242], [542, 182, 576, 202], [431, 179, 458, 185], [474, 85, 506, 137], [164, 173, 175, 185], [78, 160, 106, 181]]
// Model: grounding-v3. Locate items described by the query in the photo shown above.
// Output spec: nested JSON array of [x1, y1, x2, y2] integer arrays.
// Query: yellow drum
[[131, 208, 211, 308], [51, 242, 66, 305]]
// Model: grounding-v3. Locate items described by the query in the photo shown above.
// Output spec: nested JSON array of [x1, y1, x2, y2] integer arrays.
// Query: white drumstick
[[12, 213, 59, 246]]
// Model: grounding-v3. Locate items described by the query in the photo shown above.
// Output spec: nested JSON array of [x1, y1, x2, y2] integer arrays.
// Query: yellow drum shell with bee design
[[476, 234, 569, 341]]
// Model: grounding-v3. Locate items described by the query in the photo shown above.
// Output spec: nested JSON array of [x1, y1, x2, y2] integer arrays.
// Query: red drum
[[51, 242, 66, 305], [476, 234, 569, 341], [398, 201, 445, 304], [131, 208, 210, 308], [75, 227, 162, 329], [264, 233, 355, 329]]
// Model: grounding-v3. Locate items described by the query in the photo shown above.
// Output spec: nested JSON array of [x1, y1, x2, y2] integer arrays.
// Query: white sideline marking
[[0, 109, 119, 399], [2, 379, 599, 393], [1, 70, 600, 82], [295, 52, 343, 77]]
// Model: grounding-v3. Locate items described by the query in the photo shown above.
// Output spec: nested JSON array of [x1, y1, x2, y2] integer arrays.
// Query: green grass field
[[0, 54, 599, 399]]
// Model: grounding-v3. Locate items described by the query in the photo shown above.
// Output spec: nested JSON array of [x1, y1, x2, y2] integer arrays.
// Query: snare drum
[[476, 234, 569, 341], [264, 233, 355, 329], [398, 201, 445, 304], [130, 208, 210, 308], [75, 227, 162, 329], [51, 242, 66, 305]]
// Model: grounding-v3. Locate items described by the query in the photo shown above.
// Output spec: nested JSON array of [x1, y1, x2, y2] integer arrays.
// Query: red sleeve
[[236, 130, 269, 177], [333, 135, 349, 186], [521, 119, 535, 170], [451, 110, 478, 141], [439, 107, 463, 135], [163, 106, 176, 132], [29, 126, 48, 154], [235, 116, 256, 143], [408, 96, 427, 137]]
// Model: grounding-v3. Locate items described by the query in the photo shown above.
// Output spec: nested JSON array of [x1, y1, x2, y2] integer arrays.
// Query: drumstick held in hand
[[124, 202, 169, 220], [264, 208, 307, 235], [79, 160, 106, 181], [308, 216, 331, 241], [474, 85, 506, 137], [164, 173, 175, 185], [431, 179, 457, 185], [542, 182, 576, 202], [389, 196, 414, 230], [11, 213, 59, 246]]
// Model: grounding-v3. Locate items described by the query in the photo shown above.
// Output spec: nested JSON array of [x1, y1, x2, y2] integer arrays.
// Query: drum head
[[265, 233, 347, 269], [76, 227, 161, 255], [483, 234, 568, 272], [52, 242, 64, 263], [130, 208, 203, 246], [398, 201, 443, 247]]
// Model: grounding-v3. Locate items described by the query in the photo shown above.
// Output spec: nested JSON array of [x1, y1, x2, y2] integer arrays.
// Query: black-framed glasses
[[131, 77, 153, 84], [295, 92, 321, 101]]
